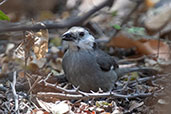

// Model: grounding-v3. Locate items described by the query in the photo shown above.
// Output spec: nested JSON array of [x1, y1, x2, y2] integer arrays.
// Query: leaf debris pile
[[0, 0, 171, 113]]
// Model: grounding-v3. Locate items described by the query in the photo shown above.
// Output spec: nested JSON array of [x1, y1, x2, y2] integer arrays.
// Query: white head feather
[[63, 27, 95, 50]]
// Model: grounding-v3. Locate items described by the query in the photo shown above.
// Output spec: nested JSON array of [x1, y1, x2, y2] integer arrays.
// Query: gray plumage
[[62, 27, 155, 92]]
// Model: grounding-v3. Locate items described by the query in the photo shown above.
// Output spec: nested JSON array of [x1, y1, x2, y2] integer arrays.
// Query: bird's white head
[[62, 27, 95, 50]]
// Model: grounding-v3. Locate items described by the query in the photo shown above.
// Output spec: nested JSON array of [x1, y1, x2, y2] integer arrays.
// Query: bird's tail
[[115, 67, 157, 78]]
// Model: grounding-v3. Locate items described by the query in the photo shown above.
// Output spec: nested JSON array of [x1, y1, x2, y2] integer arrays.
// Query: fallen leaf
[[14, 31, 35, 60], [36, 98, 51, 112], [138, 39, 170, 61], [113, 24, 121, 30], [13, 23, 49, 68], [37, 99, 73, 114], [0, 10, 10, 21], [92, 111, 96, 114], [145, 0, 160, 8], [5, 43, 15, 54], [31, 109, 49, 114], [51, 101, 71, 114], [112, 108, 123, 114], [34, 28, 49, 60], [107, 34, 136, 49], [108, 33, 170, 61]]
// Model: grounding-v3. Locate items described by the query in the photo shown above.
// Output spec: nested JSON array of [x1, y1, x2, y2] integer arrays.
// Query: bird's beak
[[62, 32, 75, 41]]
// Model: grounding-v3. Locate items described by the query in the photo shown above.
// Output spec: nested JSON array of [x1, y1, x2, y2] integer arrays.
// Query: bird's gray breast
[[62, 49, 117, 92], [62, 50, 98, 79]]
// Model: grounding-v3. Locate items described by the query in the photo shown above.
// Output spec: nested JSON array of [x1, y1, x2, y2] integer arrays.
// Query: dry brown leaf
[[26, 63, 40, 73], [34, 29, 49, 60], [108, 34, 170, 60], [18, 71, 25, 78], [31, 109, 49, 114], [14, 31, 35, 60], [138, 39, 170, 60], [36, 99, 73, 114], [13, 23, 49, 68], [107, 34, 136, 49], [145, 0, 159, 8]]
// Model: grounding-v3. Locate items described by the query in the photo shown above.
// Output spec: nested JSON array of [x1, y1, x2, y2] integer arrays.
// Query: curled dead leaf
[[139, 39, 170, 60], [36, 99, 73, 114], [108, 34, 170, 61], [13, 23, 49, 68], [34, 29, 49, 60]]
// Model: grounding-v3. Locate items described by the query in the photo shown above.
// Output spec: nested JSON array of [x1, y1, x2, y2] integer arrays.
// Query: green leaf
[[0, 10, 10, 21], [113, 24, 121, 30]]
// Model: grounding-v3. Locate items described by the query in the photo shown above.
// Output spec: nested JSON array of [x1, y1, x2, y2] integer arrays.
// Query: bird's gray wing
[[94, 46, 118, 71]]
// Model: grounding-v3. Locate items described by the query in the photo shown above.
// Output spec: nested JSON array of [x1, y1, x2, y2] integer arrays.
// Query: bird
[[62, 26, 155, 92]]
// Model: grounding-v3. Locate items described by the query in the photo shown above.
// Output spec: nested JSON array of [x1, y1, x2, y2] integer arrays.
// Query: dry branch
[[0, 0, 8, 5], [0, 0, 115, 33], [37, 91, 152, 100], [37, 79, 152, 100], [10, 71, 19, 113]]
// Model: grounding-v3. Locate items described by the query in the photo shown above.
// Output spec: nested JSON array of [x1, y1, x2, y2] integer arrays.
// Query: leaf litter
[[0, 0, 171, 113]]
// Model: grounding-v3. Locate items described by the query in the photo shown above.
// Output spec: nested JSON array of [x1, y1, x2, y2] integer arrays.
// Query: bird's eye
[[79, 32, 84, 37]]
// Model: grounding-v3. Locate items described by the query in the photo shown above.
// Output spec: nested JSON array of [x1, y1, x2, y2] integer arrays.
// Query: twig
[[28, 72, 53, 93], [0, 0, 7, 5], [39, 79, 152, 100], [28, 76, 42, 94], [20, 102, 33, 112], [23, 31, 27, 77], [4, 102, 10, 112], [37, 91, 152, 100], [0, 0, 115, 33], [122, 76, 131, 91], [129, 76, 157, 87], [41, 80, 77, 94], [10, 71, 19, 113], [118, 55, 146, 64], [42, 72, 53, 82], [157, 32, 161, 58]]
